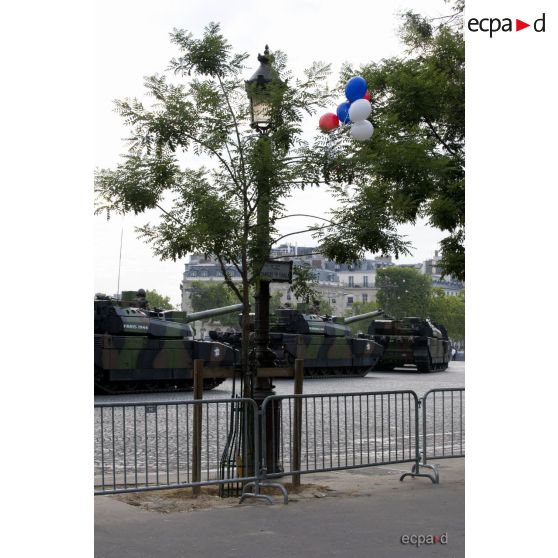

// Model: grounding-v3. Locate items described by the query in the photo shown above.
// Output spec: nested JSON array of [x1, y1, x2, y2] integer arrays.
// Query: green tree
[[269, 291, 284, 315], [428, 287, 465, 346], [316, 298, 334, 316], [145, 289, 174, 310], [376, 267, 432, 318], [316, 1, 464, 280], [288, 264, 320, 304], [95, 24, 414, 387]]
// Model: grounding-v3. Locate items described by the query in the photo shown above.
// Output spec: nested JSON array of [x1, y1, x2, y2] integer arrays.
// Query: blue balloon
[[345, 76, 368, 103], [336, 101, 351, 124]]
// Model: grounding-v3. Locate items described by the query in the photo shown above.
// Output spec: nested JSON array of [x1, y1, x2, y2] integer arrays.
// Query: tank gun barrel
[[184, 303, 243, 323], [343, 309, 384, 325]]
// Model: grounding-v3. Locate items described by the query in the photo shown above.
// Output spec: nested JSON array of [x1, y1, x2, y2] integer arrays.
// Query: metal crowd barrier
[[94, 398, 260, 496], [412, 388, 465, 483], [94, 387, 465, 499], [258, 391, 435, 483]]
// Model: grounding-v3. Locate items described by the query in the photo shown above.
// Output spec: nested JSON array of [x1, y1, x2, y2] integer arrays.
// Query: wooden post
[[292, 359, 304, 488], [192, 359, 204, 496]]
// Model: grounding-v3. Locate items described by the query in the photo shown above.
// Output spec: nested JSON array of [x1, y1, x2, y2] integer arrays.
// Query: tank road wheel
[[417, 359, 433, 373], [94, 366, 112, 395]]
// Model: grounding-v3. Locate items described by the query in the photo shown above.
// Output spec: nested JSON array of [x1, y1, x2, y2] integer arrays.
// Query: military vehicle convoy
[[94, 291, 242, 394], [95, 286, 452, 393], [366, 317, 451, 372]]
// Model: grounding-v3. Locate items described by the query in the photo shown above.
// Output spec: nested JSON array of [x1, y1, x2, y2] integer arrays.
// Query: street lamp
[[245, 45, 284, 381], [244, 46, 284, 475], [245, 45, 275, 133]]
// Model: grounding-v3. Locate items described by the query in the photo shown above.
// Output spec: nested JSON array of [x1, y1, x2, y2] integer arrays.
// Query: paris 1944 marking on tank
[[94, 290, 242, 395]]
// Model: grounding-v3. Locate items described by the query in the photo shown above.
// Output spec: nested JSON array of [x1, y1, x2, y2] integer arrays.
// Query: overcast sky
[[95, 0, 453, 306]]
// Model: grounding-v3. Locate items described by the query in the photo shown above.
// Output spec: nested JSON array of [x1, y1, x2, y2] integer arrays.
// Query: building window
[[363, 276, 368, 287], [348, 276, 354, 287], [362, 294, 368, 303], [347, 296, 354, 306]]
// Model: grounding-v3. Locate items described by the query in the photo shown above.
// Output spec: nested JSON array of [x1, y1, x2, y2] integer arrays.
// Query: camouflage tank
[[94, 290, 242, 394], [367, 317, 451, 372], [267, 305, 385, 378]]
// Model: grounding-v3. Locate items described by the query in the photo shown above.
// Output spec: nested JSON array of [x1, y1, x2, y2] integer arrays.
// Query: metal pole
[[192, 359, 203, 496], [292, 359, 304, 487]]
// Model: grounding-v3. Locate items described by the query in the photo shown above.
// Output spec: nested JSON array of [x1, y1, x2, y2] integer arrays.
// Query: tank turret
[[262, 306, 385, 378], [94, 294, 241, 395]]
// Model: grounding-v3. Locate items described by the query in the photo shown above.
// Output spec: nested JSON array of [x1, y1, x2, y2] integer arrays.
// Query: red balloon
[[319, 112, 340, 132], [363, 90, 371, 101]]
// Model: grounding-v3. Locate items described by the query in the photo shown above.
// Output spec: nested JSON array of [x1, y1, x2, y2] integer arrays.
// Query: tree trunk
[[241, 278, 252, 398]]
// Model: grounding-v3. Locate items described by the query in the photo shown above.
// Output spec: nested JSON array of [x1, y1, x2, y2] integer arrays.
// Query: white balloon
[[348, 98, 372, 123], [350, 120, 374, 141]]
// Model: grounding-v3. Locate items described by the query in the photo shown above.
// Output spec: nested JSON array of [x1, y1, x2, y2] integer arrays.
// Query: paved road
[[95, 458, 465, 558], [95, 361, 464, 404]]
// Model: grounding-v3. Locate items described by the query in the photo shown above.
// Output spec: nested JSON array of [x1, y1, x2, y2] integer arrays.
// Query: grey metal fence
[[94, 387, 465, 498], [94, 398, 259, 495], [259, 391, 423, 479], [422, 388, 465, 462]]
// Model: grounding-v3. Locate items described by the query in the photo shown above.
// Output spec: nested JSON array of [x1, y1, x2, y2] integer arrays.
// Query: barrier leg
[[192, 360, 204, 496]]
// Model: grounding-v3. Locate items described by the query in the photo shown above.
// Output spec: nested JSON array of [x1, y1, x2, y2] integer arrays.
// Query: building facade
[[180, 247, 464, 319], [180, 246, 399, 317]]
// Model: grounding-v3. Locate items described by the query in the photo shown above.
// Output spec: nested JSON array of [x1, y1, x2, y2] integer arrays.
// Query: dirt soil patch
[[113, 482, 333, 513]]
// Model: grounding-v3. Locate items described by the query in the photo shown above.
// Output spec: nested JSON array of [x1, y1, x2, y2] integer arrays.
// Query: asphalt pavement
[[95, 361, 465, 404], [95, 363, 465, 557], [95, 458, 464, 558]]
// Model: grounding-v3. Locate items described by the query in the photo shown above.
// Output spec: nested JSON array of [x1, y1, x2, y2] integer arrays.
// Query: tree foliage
[[287, 264, 321, 304], [376, 266, 464, 343], [316, 1, 464, 280], [428, 287, 465, 344], [376, 267, 432, 318], [94, 21, 463, 382], [145, 289, 174, 310]]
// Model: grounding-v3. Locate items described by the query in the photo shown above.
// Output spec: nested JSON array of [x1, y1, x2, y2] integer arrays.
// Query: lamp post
[[245, 45, 282, 392], [245, 46, 284, 474]]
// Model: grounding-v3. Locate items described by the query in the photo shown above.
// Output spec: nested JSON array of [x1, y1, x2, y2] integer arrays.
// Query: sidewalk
[[95, 459, 464, 558]]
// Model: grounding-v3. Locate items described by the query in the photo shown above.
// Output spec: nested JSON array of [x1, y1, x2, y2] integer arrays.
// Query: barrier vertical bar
[[192, 359, 203, 496], [292, 359, 304, 488]]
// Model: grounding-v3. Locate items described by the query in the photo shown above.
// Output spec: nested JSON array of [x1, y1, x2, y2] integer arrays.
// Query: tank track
[[374, 361, 449, 373], [294, 366, 372, 379], [94, 367, 225, 395]]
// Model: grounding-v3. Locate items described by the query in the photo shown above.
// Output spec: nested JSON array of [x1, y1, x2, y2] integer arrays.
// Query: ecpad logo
[[468, 13, 546, 37]]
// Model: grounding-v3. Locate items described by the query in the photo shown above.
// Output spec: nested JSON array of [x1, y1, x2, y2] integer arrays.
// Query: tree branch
[[271, 224, 333, 245], [216, 255, 243, 302], [266, 251, 324, 260], [422, 118, 457, 156], [273, 214, 336, 224]]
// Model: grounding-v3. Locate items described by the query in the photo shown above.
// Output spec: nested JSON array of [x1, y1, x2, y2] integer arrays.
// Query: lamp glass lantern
[[245, 45, 277, 133]]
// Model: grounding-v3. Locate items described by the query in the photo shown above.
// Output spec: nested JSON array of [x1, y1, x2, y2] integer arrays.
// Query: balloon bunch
[[318, 76, 374, 141]]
